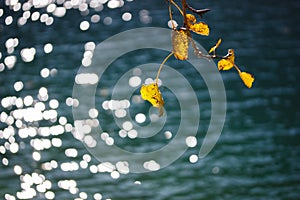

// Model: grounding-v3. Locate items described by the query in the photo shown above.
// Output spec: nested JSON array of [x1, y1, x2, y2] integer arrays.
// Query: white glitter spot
[[105, 137, 114, 146], [44, 43, 53, 54], [110, 171, 120, 179], [13, 165, 22, 175], [134, 181, 141, 185], [122, 12, 132, 21], [85, 42, 96, 51], [143, 160, 160, 171], [75, 73, 99, 85], [80, 21, 90, 31], [91, 14, 100, 23], [108, 0, 121, 9], [39, 87, 48, 97], [59, 117, 67, 125], [51, 138, 62, 147], [118, 129, 127, 138], [84, 135, 97, 148], [2, 158, 9, 166], [0, 63, 4, 72], [40, 68, 50, 78], [116, 161, 129, 174], [32, 151, 41, 161], [47, 3, 56, 13], [15, 97, 23, 108], [189, 154, 198, 163], [139, 9, 152, 24], [65, 148, 78, 158], [9, 142, 19, 154], [79, 3, 88, 12], [164, 131, 172, 139], [49, 99, 59, 109], [93, 193, 102, 200], [89, 165, 98, 173], [129, 76, 141, 87], [45, 191, 55, 199], [20, 48, 36, 62], [50, 68, 57, 76], [53, 7, 66, 17], [23, 95, 34, 106], [80, 160, 88, 169], [135, 113, 146, 123], [4, 55, 17, 69], [4, 194, 16, 200], [127, 129, 138, 139], [14, 81, 24, 92], [212, 166, 220, 174], [45, 17, 54, 26], [122, 121, 133, 131], [185, 136, 197, 148], [81, 57, 92, 67], [31, 11, 40, 21], [114, 109, 126, 118], [88, 108, 98, 118], [103, 16, 112, 25], [40, 13, 49, 23], [18, 17, 27, 26], [5, 16, 13, 25]]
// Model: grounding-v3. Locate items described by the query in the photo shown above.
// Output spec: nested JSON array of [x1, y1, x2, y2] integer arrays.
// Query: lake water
[[0, 0, 300, 200]]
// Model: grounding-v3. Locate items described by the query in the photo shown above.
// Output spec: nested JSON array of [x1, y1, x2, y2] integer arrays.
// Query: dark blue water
[[1, 0, 300, 199]]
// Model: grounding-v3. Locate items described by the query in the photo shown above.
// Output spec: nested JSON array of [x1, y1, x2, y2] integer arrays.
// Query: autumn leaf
[[185, 14, 209, 36], [186, 14, 196, 23], [239, 72, 255, 88], [209, 38, 222, 54], [218, 49, 235, 70], [140, 83, 164, 116], [189, 22, 209, 36], [172, 29, 189, 60], [218, 59, 233, 70]]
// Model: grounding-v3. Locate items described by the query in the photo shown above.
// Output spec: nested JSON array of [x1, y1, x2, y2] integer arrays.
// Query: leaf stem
[[156, 52, 174, 83], [169, 0, 183, 15], [168, 3, 176, 29]]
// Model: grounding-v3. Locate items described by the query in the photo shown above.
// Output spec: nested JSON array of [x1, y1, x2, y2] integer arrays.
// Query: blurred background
[[0, 0, 300, 199]]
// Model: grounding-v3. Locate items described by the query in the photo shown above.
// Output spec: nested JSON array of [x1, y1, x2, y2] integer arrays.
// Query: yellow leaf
[[209, 38, 222, 54], [218, 49, 235, 70], [186, 14, 196, 24], [239, 72, 255, 88], [189, 22, 209, 36], [140, 83, 164, 116], [218, 59, 234, 70], [172, 29, 189, 60]]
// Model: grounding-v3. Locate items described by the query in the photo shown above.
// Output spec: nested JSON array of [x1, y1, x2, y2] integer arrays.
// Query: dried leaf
[[140, 83, 164, 116], [172, 29, 189, 60], [209, 38, 222, 54], [239, 72, 255, 88], [186, 14, 196, 23], [218, 49, 235, 70], [218, 59, 234, 70], [189, 22, 209, 36]]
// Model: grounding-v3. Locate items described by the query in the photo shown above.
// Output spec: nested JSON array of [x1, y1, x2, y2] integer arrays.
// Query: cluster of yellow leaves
[[210, 40, 255, 88], [140, 1, 255, 116], [140, 83, 164, 116], [171, 14, 210, 61]]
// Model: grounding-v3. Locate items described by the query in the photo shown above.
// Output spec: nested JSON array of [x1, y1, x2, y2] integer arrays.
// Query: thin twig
[[169, 0, 183, 15], [156, 52, 174, 83]]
